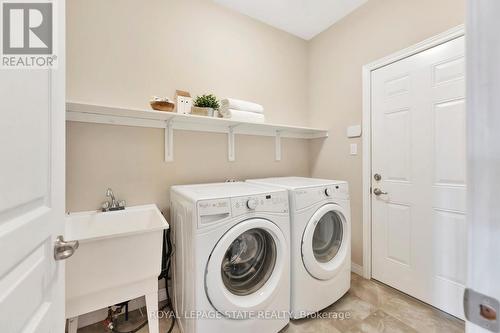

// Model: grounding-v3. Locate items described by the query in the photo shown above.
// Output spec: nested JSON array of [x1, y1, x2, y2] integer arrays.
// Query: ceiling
[[213, 0, 369, 40]]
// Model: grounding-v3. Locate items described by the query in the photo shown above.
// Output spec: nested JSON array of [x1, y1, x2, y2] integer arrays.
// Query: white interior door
[[371, 36, 466, 318], [0, 1, 66, 332]]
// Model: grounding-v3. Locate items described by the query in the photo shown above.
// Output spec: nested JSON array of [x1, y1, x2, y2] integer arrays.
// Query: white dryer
[[247, 177, 350, 319], [170, 182, 290, 333]]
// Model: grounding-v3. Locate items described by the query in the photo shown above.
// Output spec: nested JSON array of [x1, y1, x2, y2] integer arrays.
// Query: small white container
[[191, 106, 214, 117]]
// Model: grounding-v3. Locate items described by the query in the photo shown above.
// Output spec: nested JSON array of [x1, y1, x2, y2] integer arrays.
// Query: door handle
[[54, 235, 79, 261], [373, 188, 388, 196]]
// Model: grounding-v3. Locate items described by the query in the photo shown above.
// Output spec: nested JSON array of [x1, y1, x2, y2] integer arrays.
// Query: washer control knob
[[325, 188, 332, 197], [246, 198, 258, 210]]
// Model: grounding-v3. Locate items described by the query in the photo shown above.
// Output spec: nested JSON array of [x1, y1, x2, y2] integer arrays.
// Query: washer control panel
[[197, 199, 232, 227], [198, 198, 231, 214], [294, 183, 349, 210], [231, 191, 288, 216], [246, 198, 258, 210]]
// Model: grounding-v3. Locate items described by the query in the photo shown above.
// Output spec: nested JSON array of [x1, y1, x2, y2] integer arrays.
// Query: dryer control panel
[[231, 191, 288, 216], [294, 183, 349, 211]]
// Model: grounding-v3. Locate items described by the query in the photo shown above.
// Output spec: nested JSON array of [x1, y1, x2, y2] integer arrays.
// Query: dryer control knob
[[325, 188, 332, 196], [246, 198, 258, 210]]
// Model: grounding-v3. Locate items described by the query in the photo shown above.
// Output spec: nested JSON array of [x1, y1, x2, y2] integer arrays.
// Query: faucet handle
[[118, 200, 126, 208], [102, 201, 110, 211]]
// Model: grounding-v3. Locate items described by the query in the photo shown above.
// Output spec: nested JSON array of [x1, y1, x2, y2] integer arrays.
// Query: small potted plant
[[191, 94, 220, 117]]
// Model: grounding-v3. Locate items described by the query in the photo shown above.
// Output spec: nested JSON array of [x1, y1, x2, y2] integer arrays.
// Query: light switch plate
[[350, 143, 358, 155], [347, 125, 362, 138]]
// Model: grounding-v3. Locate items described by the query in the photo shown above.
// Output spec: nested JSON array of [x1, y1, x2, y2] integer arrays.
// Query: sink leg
[[67, 316, 78, 333], [145, 292, 159, 333]]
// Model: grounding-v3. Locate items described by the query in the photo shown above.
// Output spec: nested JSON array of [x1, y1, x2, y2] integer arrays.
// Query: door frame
[[361, 25, 465, 279]]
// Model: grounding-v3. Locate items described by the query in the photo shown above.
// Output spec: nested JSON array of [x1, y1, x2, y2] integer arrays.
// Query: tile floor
[[77, 273, 464, 333]]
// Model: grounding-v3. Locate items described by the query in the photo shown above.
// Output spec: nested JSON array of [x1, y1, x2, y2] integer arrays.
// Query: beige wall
[[67, 123, 310, 212], [67, 0, 465, 267], [67, 0, 308, 125], [308, 0, 465, 266], [66, 0, 310, 212]]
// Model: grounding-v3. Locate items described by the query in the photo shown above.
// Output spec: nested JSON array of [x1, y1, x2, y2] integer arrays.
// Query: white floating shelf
[[66, 102, 329, 162]]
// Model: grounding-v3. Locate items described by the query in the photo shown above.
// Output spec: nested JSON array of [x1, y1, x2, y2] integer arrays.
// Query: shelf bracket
[[228, 126, 235, 162], [275, 130, 282, 161], [165, 120, 173, 162]]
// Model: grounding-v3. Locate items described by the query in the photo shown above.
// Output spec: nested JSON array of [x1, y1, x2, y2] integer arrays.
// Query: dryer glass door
[[302, 203, 349, 280], [312, 211, 343, 263]]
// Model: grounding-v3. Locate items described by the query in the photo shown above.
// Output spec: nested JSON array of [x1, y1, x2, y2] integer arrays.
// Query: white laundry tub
[[65, 204, 169, 333]]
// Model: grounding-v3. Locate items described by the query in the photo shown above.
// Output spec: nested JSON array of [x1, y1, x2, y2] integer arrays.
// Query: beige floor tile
[[280, 316, 342, 333], [323, 292, 378, 331], [345, 310, 418, 333], [379, 293, 464, 333], [136, 317, 178, 333], [350, 273, 464, 333], [350, 274, 401, 308], [76, 274, 464, 333]]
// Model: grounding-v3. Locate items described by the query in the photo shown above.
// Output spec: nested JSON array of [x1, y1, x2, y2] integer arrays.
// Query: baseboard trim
[[76, 287, 168, 329], [351, 262, 363, 276]]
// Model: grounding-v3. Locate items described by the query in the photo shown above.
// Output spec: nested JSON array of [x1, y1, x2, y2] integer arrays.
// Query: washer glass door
[[221, 228, 276, 296], [302, 204, 349, 280], [205, 218, 287, 318]]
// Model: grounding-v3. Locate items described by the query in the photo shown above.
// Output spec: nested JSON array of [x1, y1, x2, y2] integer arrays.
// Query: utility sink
[[65, 204, 169, 333], [66, 204, 168, 242]]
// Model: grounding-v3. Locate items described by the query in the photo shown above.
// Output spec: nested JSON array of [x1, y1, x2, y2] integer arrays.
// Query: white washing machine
[[247, 177, 351, 319], [170, 182, 290, 333]]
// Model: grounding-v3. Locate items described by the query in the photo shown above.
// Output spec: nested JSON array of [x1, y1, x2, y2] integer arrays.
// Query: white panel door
[[0, 1, 66, 332], [371, 36, 466, 318]]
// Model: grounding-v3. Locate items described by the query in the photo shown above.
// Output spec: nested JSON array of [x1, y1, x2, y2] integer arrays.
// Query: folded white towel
[[222, 109, 265, 123], [220, 98, 264, 114]]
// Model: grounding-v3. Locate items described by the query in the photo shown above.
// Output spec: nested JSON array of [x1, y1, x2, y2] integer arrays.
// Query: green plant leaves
[[193, 94, 220, 110]]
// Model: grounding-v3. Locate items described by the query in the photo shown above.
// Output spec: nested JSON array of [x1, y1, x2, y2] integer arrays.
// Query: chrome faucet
[[101, 188, 126, 212]]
